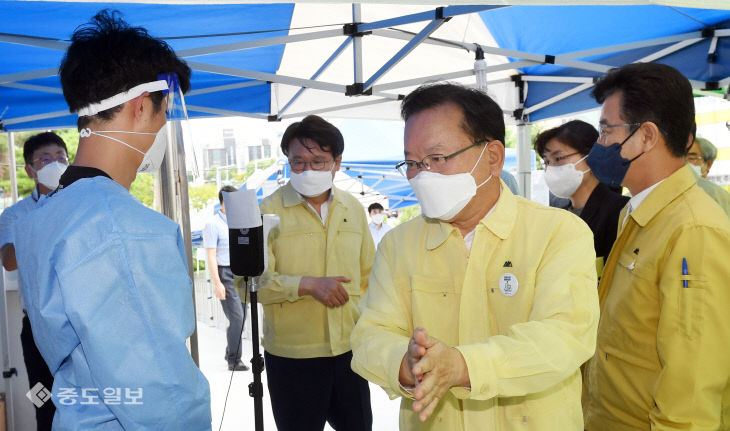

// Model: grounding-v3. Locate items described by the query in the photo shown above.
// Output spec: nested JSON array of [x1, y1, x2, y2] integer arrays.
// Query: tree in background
[[189, 182, 218, 211]]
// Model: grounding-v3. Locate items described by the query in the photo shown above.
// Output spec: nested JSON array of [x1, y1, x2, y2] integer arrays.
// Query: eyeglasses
[[32, 155, 68, 168], [540, 151, 581, 168], [395, 141, 485, 176], [288, 159, 334, 173], [686, 154, 704, 163], [598, 122, 641, 144]]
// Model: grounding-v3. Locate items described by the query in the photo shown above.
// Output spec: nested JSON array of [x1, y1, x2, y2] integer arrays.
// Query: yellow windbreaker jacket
[[259, 182, 375, 358], [584, 165, 730, 430], [351, 183, 599, 430]]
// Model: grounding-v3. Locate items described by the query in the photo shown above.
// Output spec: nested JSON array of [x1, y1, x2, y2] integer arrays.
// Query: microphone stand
[[246, 276, 265, 431]]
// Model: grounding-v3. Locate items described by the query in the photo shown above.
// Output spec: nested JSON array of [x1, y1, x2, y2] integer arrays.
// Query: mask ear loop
[[573, 154, 592, 174], [471, 141, 493, 188], [80, 128, 155, 156]]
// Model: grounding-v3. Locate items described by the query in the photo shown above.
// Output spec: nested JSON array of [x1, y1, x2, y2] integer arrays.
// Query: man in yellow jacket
[[582, 63, 730, 430], [350, 83, 600, 430], [259, 115, 375, 431]]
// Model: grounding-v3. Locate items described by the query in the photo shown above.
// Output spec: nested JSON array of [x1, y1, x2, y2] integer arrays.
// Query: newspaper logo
[[26, 382, 51, 408]]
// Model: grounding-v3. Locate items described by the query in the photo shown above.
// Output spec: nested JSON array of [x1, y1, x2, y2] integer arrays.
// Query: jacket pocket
[[679, 275, 705, 340], [410, 275, 457, 340]]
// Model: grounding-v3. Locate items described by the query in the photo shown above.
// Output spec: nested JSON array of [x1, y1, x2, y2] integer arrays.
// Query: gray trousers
[[218, 265, 245, 364]]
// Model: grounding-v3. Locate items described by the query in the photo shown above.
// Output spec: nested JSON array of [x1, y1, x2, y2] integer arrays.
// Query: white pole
[[8, 132, 18, 204], [516, 121, 532, 200]]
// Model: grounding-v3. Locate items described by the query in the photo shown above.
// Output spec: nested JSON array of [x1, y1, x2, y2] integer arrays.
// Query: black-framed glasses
[[540, 151, 581, 168], [395, 141, 485, 176], [288, 159, 334, 173], [32, 155, 68, 168], [598, 122, 641, 144]]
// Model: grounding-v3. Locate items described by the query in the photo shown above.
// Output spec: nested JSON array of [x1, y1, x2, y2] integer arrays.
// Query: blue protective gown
[[15, 176, 211, 430]]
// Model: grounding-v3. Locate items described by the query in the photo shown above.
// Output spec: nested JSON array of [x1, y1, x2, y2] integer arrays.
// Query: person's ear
[[333, 156, 342, 176], [638, 122, 661, 153], [131, 92, 150, 124], [25, 164, 35, 179], [485, 140, 505, 177]]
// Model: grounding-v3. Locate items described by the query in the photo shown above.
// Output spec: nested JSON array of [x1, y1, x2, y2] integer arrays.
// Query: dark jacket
[[578, 183, 629, 262]]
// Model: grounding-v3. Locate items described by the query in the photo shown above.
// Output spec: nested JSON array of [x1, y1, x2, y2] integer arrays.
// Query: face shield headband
[[76, 79, 169, 117]]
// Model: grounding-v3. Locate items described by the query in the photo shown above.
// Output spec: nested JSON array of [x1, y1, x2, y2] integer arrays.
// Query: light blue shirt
[[203, 210, 230, 266], [15, 177, 211, 430], [0, 187, 39, 247]]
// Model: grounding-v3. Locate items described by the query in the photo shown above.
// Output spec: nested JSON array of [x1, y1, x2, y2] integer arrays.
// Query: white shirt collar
[[621, 179, 664, 229], [298, 189, 334, 225], [628, 180, 664, 214]]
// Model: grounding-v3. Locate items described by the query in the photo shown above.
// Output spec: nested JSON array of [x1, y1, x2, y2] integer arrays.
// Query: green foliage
[[129, 173, 154, 207], [503, 124, 546, 170], [393, 205, 420, 225], [504, 127, 516, 148], [189, 182, 218, 211]]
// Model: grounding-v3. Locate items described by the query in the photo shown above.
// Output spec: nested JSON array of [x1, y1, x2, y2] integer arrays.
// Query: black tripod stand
[[246, 276, 265, 431]]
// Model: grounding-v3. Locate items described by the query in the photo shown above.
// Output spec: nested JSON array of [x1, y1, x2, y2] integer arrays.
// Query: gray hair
[[695, 137, 717, 162]]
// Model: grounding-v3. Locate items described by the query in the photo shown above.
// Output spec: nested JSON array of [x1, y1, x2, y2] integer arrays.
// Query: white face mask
[[371, 213, 385, 224], [408, 143, 491, 221], [543, 155, 590, 199], [79, 124, 168, 173], [34, 161, 67, 189], [138, 126, 168, 173], [289, 164, 335, 197], [688, 163, 703, 178]]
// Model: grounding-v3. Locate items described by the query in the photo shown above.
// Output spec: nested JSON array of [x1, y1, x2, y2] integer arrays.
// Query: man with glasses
[[582, 63, 730, 430], [686, 135, 730, 217], [0, 131, 68, 430], [258, 114, 375, 431], [350, 83, 599, 430], [13, 10, 210, 429]]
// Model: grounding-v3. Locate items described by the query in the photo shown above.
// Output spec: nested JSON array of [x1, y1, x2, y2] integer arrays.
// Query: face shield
[[157, 73, 200, 178], [76, 74, 199, 177]]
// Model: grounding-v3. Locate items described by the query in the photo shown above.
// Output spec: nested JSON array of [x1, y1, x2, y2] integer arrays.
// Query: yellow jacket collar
[[425, 179, 516, 250], [281, 181, 341, 208], [630, 164, 695, 228]]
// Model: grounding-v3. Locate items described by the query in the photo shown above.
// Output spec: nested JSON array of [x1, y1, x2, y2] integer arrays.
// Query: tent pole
[[516, 121, 531, 200], [8, 132, 18, 204], [353, 3, 363, 85], [159, 122, 200, 367]]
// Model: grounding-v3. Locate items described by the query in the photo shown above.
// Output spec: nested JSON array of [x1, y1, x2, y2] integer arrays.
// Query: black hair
[[368, 202, 384, 213], [280, 115, 344, 159], [401, 83, 505, 145], [219, 185, 238, 205], [592, 63, 693, 158], [60, 9, 191, 129], [23, 132, 68, 165], [534, 120, 598, 158]]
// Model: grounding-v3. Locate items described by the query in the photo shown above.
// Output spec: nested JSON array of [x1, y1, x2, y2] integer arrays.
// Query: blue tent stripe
[[480, 6, 730, 121], [0, 1, 294, 130]]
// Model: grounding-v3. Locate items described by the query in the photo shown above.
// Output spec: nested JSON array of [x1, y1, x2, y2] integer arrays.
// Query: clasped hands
[[399, 327, 470, 422]]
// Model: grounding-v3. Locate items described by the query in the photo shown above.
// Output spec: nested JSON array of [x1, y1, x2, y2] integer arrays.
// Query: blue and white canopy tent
[[1, 3, 729, 426], [2, 1, 729, 196]]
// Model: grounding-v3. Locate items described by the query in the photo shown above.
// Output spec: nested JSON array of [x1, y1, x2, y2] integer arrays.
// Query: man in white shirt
[[367, 203, 392, 249], [204, 185, 249, 372], [0, 131, 68, 430]]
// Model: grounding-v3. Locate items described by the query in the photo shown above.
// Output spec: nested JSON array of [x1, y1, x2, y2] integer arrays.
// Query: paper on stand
[[222, 189, 262, 229]]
